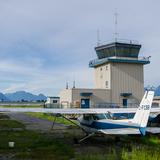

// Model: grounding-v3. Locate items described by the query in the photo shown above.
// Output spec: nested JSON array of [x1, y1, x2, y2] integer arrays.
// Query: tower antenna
[[72, 73, 76, 89], [97, 29, 101, 46], [66, 82, 68, 89], [114, 9, 119, 42], [73, 80, 75, 89]]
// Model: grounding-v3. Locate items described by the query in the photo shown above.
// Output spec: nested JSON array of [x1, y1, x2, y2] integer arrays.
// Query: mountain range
[[145, 85, 160, 96], [0, 86, 160, 102], [0, 91, 47, 102]]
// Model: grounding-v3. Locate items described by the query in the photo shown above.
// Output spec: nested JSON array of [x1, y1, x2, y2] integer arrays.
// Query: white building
[[45, 97, 60, 108]]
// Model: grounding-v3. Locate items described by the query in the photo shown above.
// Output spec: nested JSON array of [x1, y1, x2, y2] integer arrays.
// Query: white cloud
[[0, 59, 93, 95], [0, 0, 160, 95], [2, 67, 93, 95]]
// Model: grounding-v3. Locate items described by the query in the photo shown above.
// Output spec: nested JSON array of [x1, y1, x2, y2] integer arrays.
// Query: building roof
[[120, 93, 132, 97], [89, 57, 150, 68], [48, 97, 60, 99], [154, 96, 160, 100], [80, 92, 93, 97]]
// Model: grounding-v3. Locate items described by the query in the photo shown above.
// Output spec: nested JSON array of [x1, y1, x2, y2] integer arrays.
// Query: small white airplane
[[0, 91, 159, 142]]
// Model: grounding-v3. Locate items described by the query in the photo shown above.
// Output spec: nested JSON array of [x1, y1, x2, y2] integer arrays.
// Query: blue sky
[[0, 0, 160, 96]]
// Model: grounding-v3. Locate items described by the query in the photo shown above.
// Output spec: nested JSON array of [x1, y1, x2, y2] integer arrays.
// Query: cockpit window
[[105, 112, 113, 119], [83, 114, 93, 121], [92, 114, 106, 120]]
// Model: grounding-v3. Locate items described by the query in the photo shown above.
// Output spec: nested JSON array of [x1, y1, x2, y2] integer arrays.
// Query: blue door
[[81, 99, 90, 108], [123, 99, 127, 107]]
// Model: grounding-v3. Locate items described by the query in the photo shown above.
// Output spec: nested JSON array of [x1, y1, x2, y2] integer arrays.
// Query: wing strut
[[51, 114, 60, 130], [50, 114, 88, 134]]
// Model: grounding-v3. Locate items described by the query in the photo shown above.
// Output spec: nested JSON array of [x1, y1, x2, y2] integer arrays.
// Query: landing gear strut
[[78, 132, 95, 143]]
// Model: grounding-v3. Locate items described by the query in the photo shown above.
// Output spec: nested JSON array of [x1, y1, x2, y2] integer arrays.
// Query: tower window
[[105, 81, 108, 88], [106, 65, 108, 70], [100, 68, 102, 71]]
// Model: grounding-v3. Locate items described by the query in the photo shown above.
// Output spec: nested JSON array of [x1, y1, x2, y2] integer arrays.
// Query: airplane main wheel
[[115, 136, 120, 143], [73, 138, 79, 144]]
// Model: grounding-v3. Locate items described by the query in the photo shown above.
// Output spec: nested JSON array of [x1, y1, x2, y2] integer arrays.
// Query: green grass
[[76, 135, 160, 160], [0, 119, 74, 160], [0, 130, 74, 160], [1, 119, 160, 160], [0, 120, 25, 129], [76, 150, 117, 160], [124, 134, 160, 147], [121, 145, 160, 160], [0, 113, 9, 119], [0, 105, 42, 108], [1, 111, 160, 160], [28, 112, 77, 125], [76, 145, 160, 160]]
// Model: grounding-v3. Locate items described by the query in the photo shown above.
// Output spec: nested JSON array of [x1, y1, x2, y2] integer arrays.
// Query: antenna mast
[[73, 80, 75, 89], [97, 29, 101, 46], [66, 82, 68, 89], [114, 10, 118, 42]]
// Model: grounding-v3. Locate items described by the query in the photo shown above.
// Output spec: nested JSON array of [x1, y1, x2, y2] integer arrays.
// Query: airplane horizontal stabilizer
[[146, 127, 160, 134], [99, 128, 140, 135]]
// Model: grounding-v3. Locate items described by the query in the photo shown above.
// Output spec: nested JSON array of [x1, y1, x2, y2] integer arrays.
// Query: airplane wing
[[0, 107, 160, 114], [99, 128, 140, 135], [0, 107, 134, 114]]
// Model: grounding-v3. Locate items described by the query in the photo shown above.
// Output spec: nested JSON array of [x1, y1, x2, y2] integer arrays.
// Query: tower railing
[[89, 56, 150, 67], [108, 56, 150, 61], [97, 38, 140, 47]]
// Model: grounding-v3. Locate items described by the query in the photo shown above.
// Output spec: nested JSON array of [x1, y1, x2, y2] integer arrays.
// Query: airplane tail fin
[[132, 91, 154, 135]]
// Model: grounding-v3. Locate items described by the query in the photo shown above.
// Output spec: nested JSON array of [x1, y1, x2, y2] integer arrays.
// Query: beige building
[[60, 40, 150, 108], [153, 96, 160, 107], [60, 88, 110, 108]]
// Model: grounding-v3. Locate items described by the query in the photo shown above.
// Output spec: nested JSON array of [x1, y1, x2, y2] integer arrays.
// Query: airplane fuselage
[[78, 114, 139, 134]]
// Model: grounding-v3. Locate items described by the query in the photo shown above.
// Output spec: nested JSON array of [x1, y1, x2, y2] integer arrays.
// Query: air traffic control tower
[[60, 40, 150, 108], [89, 40, 150, 106]]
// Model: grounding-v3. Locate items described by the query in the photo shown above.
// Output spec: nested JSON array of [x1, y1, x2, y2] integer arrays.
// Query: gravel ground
[[7, 113, 69, 132]]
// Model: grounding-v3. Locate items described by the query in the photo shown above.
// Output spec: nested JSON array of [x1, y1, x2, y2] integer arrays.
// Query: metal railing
[[91, 103, 139, 109], [108, 56, 150, 61], [96, 38, 140, 47]]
